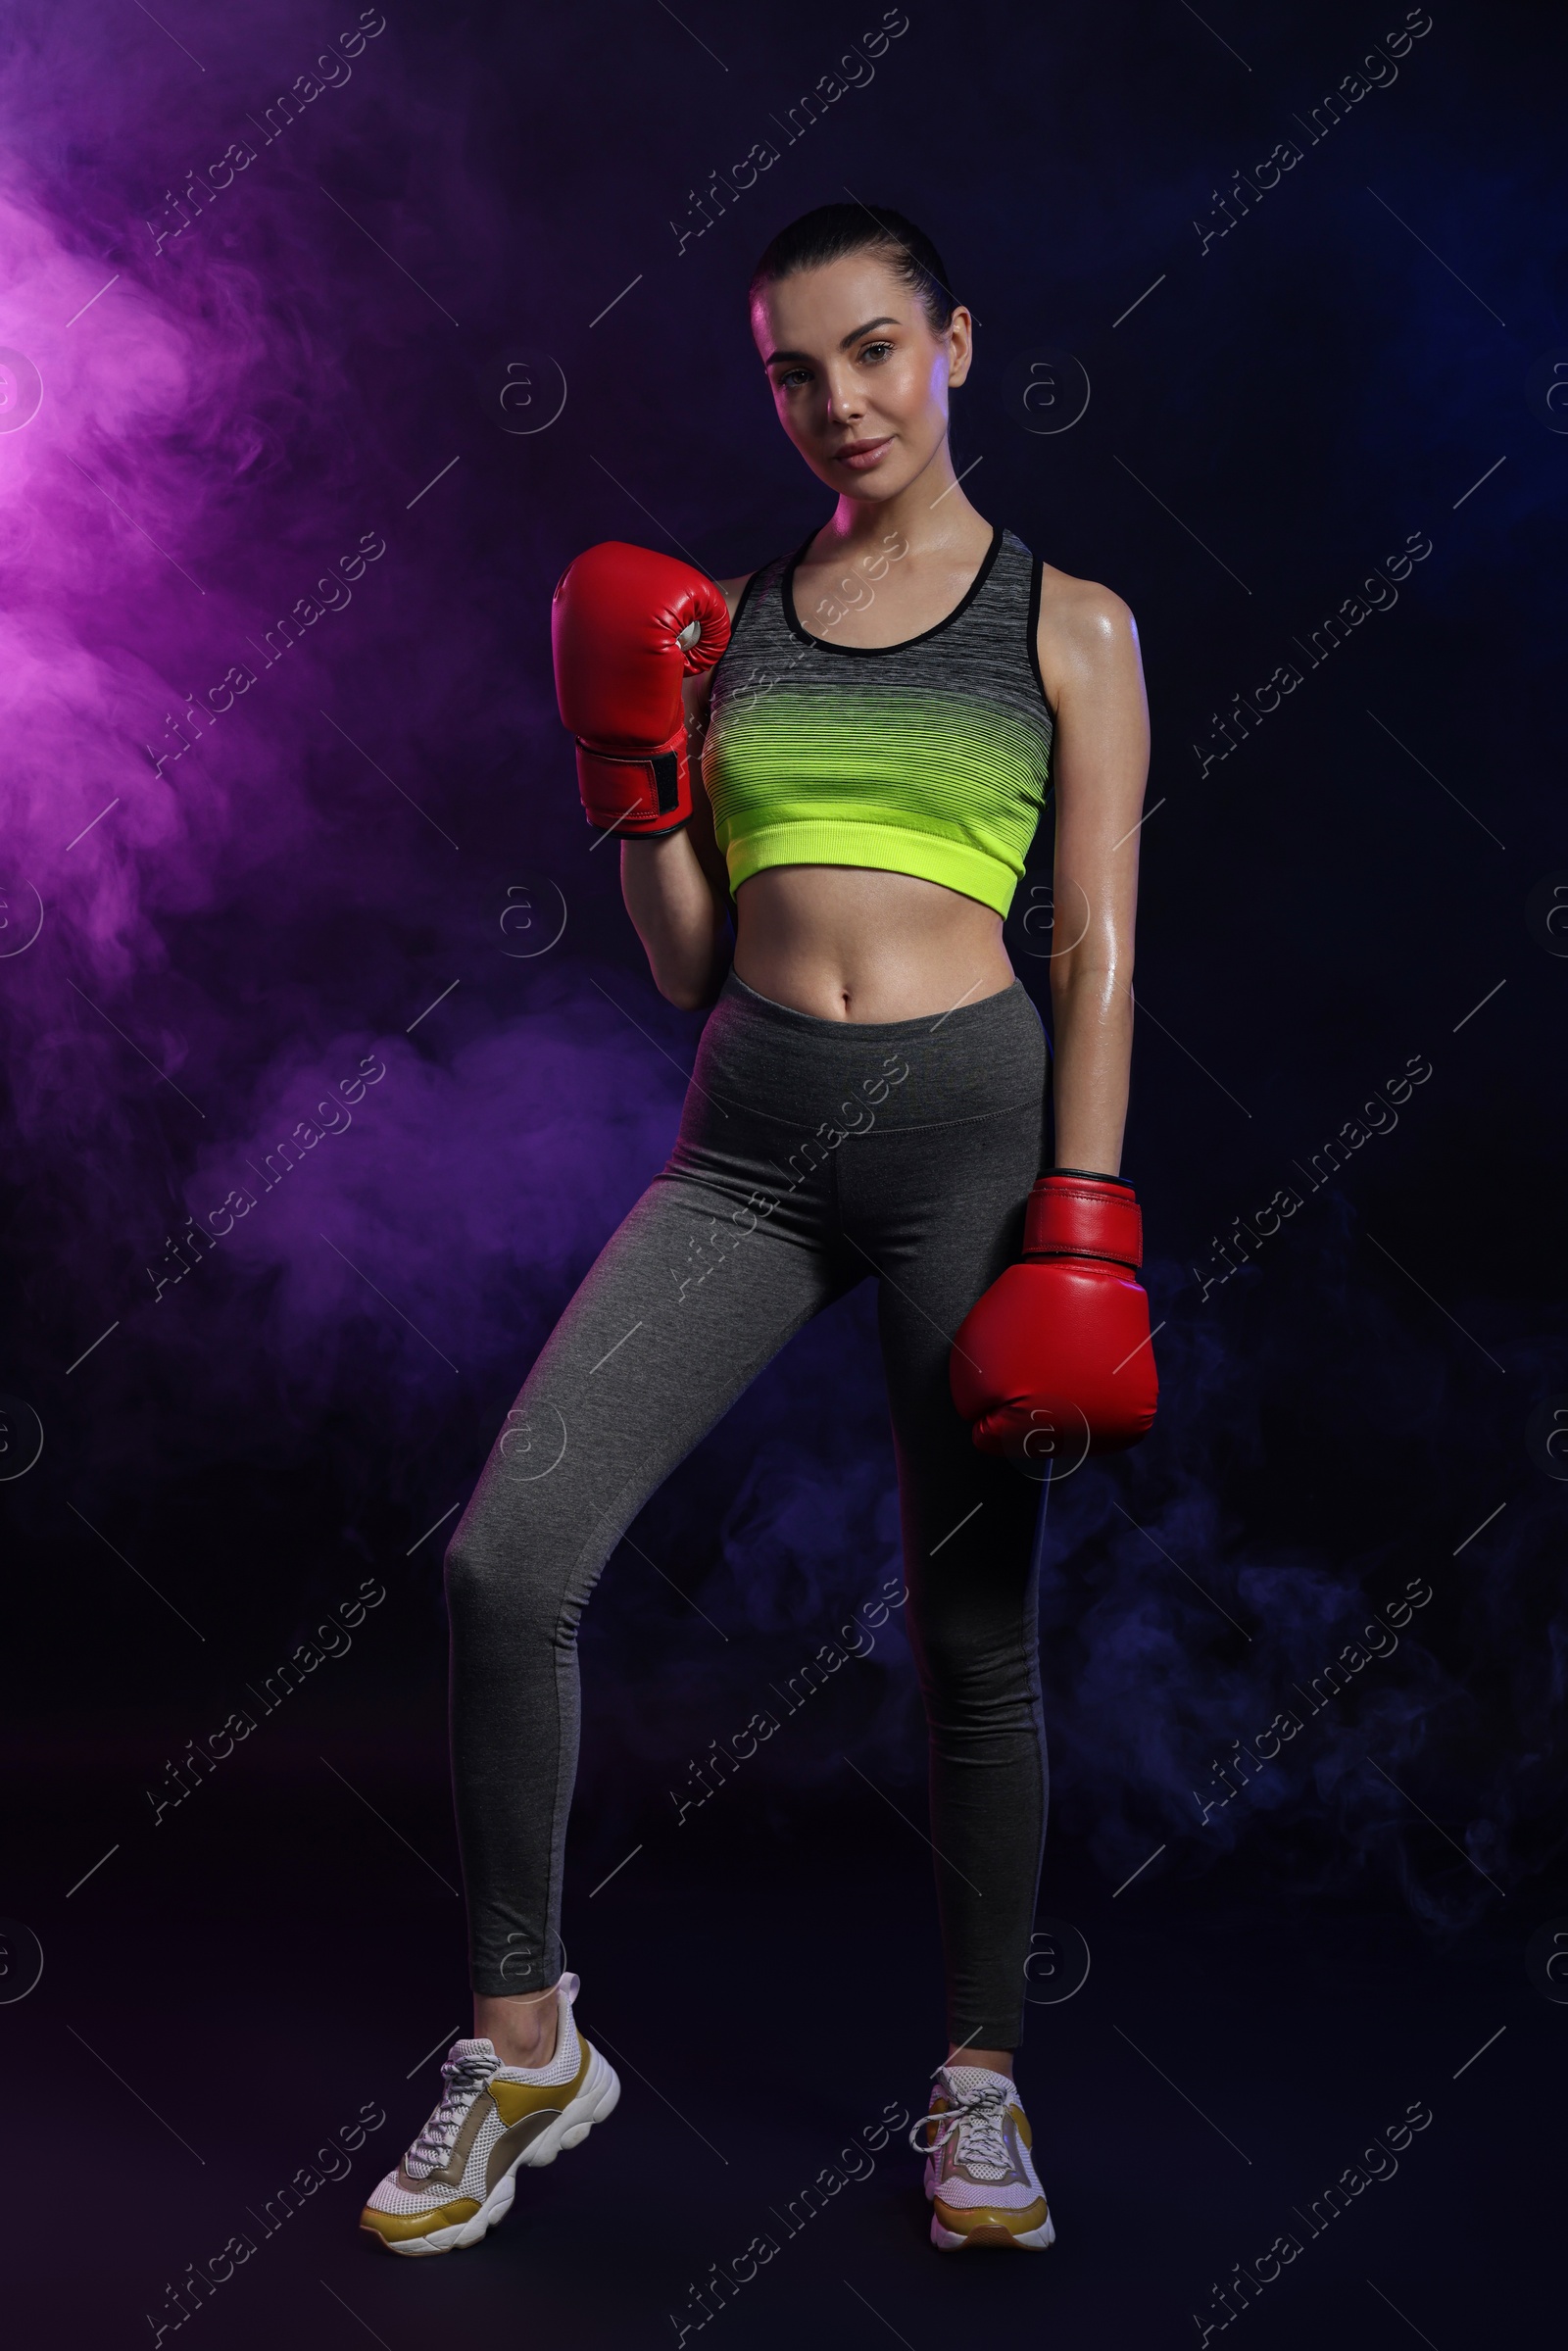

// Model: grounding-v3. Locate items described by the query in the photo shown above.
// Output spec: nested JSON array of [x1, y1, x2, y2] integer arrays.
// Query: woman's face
[[752, 250, 971, 503]]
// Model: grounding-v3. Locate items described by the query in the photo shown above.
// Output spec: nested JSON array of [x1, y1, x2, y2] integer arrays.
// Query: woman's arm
[[619, 574, 748, 1009], [1037, 580, 1151, 1175]]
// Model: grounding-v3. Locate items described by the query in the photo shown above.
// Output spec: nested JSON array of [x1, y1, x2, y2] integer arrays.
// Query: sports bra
[[702, 524, 1054, 918]]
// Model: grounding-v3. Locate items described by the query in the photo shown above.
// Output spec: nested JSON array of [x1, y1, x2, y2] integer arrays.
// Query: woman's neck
[[816, 437, 989, 561]]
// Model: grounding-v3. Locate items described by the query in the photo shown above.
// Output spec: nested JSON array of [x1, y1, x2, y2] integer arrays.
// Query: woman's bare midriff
[[731, 864, 1016, 1022]]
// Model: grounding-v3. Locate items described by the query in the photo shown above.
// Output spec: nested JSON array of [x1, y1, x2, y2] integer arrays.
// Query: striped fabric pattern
[[703, 526, 1054, 917]]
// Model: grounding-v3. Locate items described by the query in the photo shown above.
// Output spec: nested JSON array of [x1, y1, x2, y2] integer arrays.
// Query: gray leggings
[[446, 968, 1050, 2048]]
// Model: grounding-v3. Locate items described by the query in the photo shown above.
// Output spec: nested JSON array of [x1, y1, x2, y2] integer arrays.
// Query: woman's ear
[[946, 305, 974, 390]]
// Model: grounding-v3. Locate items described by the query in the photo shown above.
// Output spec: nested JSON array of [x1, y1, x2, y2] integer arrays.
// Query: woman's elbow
[[1051, 953, 1135, 1004], [652, 945, 729, 1011], [657, 971, 710, 1011]]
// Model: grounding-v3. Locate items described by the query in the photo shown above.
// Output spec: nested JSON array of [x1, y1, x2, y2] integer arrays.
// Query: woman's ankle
[[947, 2045, 1014, 2079], [475, 1984, 561, 2069]]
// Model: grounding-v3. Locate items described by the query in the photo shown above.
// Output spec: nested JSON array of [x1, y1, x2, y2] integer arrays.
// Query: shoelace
[[404, 2049, 497, 2178], [908, 2080, 1015, 2176]]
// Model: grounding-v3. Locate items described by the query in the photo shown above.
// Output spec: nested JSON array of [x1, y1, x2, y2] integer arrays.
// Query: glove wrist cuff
[[1024, 1172, 1143, 1269], [575, 730, 692, 834]]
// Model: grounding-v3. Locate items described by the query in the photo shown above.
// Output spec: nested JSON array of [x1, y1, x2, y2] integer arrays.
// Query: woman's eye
[[859, 341, 894, 363], [777, 367, 810, 391]]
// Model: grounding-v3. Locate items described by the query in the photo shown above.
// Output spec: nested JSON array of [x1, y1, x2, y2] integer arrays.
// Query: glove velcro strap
[[1023, 1174, 1143, 1269], [574, 731, 689, 831]]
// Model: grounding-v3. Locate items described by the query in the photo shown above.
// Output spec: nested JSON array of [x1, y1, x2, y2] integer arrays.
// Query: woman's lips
[[833, 437, 892, 471]]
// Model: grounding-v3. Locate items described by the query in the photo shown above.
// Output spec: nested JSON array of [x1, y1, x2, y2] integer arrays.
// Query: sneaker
[[910, 2063, 1055, 2251], [360, 1974, 619, 2256]]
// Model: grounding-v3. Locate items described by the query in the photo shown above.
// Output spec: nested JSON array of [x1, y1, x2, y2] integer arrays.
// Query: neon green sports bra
[[702, 524, 1054, 918]]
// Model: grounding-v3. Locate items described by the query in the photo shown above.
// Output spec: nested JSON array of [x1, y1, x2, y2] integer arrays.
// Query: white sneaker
[[910, 2064, 1055, 2251], [360, 1974, 619, 2256]]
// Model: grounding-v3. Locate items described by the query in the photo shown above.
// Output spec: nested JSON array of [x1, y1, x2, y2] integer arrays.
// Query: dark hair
[[748, 203, 958, 334]]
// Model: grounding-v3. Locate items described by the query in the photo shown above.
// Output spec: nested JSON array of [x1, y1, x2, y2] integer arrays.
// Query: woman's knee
[[443, 1498, 603, 1641], [443, 1518, 551, 1635], [443, 1528, 496, 1623], [915, 1616, 1040, 1719]]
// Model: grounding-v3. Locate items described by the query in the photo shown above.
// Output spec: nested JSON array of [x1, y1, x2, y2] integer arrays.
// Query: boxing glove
[[552, 541, 730, 835], [950, 1169, 1158, 1467]]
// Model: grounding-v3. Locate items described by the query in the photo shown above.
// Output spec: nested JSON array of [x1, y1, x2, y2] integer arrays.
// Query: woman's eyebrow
[[764, 316, 901, 367]]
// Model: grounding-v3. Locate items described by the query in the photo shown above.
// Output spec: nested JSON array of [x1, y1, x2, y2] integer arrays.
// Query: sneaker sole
[[930, 2209, 1056, 2252], [377, 2047, 621, 2258]]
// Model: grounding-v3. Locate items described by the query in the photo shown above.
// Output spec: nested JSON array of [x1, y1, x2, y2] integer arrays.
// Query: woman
[[361, 204, 1152, 2260]]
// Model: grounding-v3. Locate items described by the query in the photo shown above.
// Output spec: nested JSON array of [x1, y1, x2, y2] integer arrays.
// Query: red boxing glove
[[552, 541, 730, 835], [950, 1170, 1158, 1469]]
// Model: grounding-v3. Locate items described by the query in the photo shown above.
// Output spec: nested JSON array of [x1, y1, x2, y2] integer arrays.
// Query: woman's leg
[[878, 1270, 1047, 2070], [848, 1019, 1050, 2065], [445, 1157, 846, 2060]]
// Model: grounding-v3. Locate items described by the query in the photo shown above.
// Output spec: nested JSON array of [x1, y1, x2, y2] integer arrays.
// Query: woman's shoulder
[[1031, 552, 1135, 637], [709, 533, 808, 621], [1019, 552, 1142, 714], [713, 571, 756, 619]]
